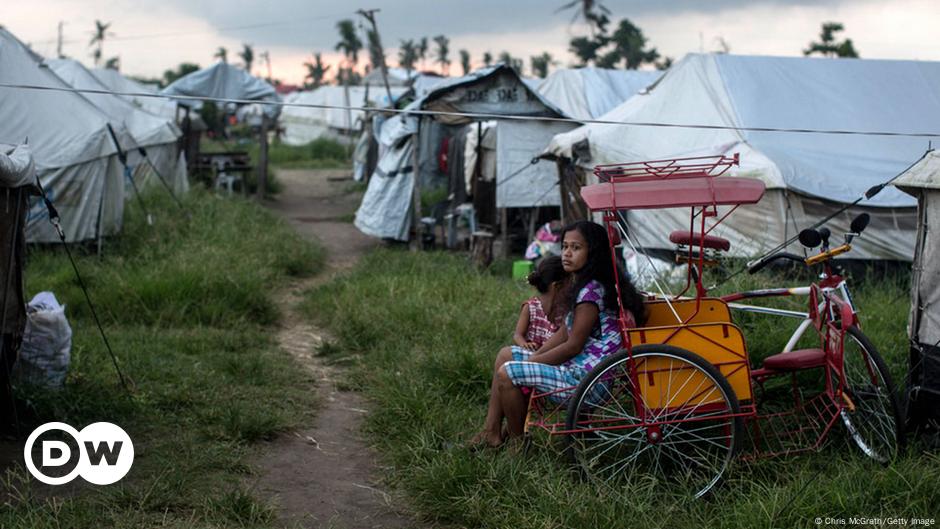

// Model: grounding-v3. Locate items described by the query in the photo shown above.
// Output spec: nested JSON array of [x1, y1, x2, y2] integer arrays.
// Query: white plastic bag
[[15, 292, 72, 388]]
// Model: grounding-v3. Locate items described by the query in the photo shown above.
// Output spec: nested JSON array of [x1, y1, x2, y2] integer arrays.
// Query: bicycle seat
[[761, 348, 826, 371], [669, 230, 731, 252]]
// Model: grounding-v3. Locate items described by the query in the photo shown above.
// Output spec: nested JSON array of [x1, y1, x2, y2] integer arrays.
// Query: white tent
[[0, 28, 133, 243], [894, 150, 940, 428], [356, 65, 570, 241], [48, 59, 188, 196], [161, 62, 281, 118], [546, 53, 936, 260], [91, 67, 180, 123], [363, 67, 418, 87], [280, 85, 406, 146], [536, 67, 661, 121]]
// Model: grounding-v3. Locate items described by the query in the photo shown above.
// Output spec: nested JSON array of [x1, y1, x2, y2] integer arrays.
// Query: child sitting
[[512, 256, 567, 351]]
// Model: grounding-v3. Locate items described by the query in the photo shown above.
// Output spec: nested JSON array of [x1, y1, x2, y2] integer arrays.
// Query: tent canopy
[[547, 53, 940, 208], [536, 67, 661, 121], [48, 58, 180, 148], [0, 28, 129, 168], [281, 85, 408, 145], [162, 62, 281, 117]]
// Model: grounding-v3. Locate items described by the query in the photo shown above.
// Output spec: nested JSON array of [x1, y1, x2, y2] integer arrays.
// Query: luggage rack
[[594, 153, 739, 182]]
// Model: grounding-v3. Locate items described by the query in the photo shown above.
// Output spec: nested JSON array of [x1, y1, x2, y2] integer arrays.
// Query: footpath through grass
[[3, 188, 324, 528], [304, 249, 940, 528]]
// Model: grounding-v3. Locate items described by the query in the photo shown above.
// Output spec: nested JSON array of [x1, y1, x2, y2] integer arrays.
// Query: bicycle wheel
[[839, 326, 905, 463], [565, 345, 743, 499]]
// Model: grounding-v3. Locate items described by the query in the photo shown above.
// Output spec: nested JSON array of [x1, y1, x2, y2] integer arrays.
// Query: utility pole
[[56, 21, 65, 59], [356, 8, 394, 105]]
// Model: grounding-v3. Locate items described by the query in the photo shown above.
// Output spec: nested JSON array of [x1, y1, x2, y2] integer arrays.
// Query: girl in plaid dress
[[512, 256, 566, 351], [470, 221, 645, 449]]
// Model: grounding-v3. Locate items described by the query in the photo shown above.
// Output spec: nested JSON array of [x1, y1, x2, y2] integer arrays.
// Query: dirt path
[[254, 168, 416, 529]]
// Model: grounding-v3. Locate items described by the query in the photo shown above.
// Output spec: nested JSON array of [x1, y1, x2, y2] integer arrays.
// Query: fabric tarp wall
[[546, 53, 936, 260], [161, 62, 282, 118], [281, 86, 407, 146], [0, 28, 131, 243], [496, 120, 575, 208], [895, 150, 940, 429]]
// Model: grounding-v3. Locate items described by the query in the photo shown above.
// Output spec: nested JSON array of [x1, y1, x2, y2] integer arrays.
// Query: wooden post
[[499, 207, 508, 258], [256, 114, 269, 200], [410, 129, 423, 251]]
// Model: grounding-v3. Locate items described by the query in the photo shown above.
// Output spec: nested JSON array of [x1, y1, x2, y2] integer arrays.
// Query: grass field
[[2, 189, 324, 528], [304, 249, 939, 528]]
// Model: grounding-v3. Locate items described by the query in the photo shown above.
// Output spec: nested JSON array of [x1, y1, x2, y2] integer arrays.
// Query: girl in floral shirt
[[470, 221, 646, 449]]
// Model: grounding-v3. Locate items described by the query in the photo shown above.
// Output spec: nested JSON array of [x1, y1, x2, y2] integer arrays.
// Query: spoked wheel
[[839, 326, 905, 463], [565, 345, 743, 499]]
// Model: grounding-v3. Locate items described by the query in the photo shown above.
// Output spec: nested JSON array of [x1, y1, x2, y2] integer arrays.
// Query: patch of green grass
[[2, 187, 322, 527], [303, 249, 937, 529]]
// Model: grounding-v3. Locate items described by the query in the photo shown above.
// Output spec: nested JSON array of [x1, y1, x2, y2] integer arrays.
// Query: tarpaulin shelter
[[894, 150, 940, 431], [281, 85, 406, 146], [161, 62, 282, 118], [355, 64, 569, 242], [536, 67, 661, 122], [91, 66, 183, 126], [0, 28, 133, 243], [48, 59, 189, 196], [545, 53, 935, 260]]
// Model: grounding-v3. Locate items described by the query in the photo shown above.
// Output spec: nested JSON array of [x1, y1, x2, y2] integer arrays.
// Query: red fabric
[[438, 137, 450, 173], [669, 230, 731, 251], [762, 348, 826, 371], [524, 297, 558, 348]]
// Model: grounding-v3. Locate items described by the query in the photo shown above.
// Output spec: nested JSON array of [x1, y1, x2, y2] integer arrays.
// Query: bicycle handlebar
[[747, 252, 807, 274]]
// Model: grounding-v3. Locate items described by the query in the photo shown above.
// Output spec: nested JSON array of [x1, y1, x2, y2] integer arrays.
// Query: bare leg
[[473, 346, 515, 447], [496, 366, 528, 438]]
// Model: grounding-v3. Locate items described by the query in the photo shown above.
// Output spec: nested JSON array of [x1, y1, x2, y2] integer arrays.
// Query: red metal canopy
[[580, 176, 766, 211]]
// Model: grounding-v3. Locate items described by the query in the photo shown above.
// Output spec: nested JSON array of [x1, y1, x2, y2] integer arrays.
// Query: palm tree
[[482, 51, 493, 67], [433, 35, 450, 75], [459, 49, 471, 76], [498, 51, 523, 72], [214, 46, 228, 63], [569, 36, 604, 66], [804, 22, 859, 58], [417, 37, 429, 70], [335, 19, 363, 67], [239, 43, 255, 73], [303, 52, 331, 89], [555, 0, 611, 34], [88, 20, 114, 68], [366, 29, 384, 72], [530, 52, 552, 78], [398, 39, 418, 78], [597, 19, 659, 69]]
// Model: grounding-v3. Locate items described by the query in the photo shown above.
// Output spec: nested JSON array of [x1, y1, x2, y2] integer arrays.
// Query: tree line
[[79, 1, 862, 90]]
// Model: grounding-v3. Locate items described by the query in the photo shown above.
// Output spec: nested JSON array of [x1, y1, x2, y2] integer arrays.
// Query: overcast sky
[[5, 0, 940, 85]]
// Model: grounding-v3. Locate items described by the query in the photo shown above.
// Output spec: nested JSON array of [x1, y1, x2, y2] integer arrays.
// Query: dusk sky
[[5, 0, 940, 85]]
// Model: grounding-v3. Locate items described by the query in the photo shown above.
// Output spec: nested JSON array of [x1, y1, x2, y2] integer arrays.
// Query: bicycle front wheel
[[565, 345, 743, 499], [839, 326, 905, 463]]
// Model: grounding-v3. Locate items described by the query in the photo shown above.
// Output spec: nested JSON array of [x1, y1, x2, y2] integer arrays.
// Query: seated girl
[[512, 256, 567, 351], [471, 220, 646, 448]]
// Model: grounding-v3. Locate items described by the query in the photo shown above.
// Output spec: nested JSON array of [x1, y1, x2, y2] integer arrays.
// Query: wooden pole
[[257, 114, 269, 200], [357, 9, 395, 106], [410, 128, 423, 251]]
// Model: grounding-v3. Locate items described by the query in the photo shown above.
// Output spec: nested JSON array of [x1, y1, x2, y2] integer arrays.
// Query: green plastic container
[[512, 260, 534, 280]]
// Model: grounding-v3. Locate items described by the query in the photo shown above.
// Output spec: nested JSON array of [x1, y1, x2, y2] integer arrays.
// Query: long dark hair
[[561, 220, 646, 325], [527, 256, 567, 294]]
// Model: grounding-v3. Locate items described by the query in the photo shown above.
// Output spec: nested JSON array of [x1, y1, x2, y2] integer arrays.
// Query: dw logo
[[23, 422, 134, 485]]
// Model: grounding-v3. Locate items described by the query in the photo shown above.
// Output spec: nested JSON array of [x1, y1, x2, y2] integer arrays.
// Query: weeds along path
[[256, 168, 415, 529]]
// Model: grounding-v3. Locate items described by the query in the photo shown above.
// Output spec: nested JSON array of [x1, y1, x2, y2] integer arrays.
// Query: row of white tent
[[0, 27, 188, 243], [351, 53, 940, 261]]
